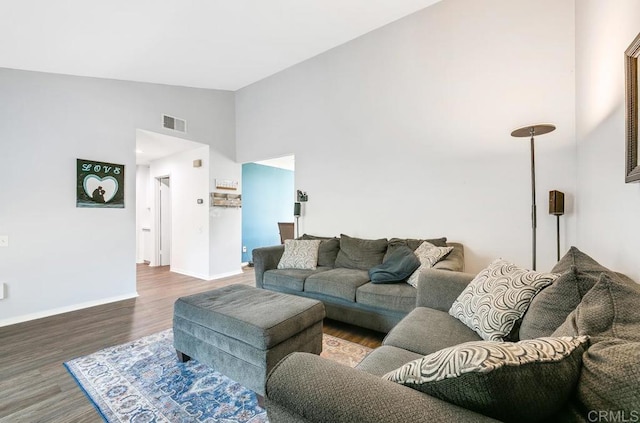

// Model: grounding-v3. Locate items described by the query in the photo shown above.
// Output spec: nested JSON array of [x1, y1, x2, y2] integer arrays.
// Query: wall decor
[[215, 179, 238, 190], [625, 32, 640, 183], [211, 192, 241, 208], [76, 159, 125, 208]]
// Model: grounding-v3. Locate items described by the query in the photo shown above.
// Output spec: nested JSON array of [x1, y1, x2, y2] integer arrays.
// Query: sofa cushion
[[553, 273, 640, 342], [384, 237, 448, 261], [277, 239, 322, 269], [520, 266, 599, 340], [356, 282, 417, 313], [406, 242, 454, 287], [383, 336, 588, 423], [552, 246, 617, 276], [449, 259, 558, 341], [551, 272, 640, 418], [576, 338, 640, 414], [300, 234, 340, 268], [263, 267, 331, 292], [356, 345, 423, 377], [305, 268, 370, 302], [521, 247, 634, 340], [334, 234, 388, 270], [383, 307, 481, 356], [368, 246, 420, 284]]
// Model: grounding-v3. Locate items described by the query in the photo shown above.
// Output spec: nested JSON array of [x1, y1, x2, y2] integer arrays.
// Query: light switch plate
[[0, 283, 5, 299], [0, 236, 8, 247]]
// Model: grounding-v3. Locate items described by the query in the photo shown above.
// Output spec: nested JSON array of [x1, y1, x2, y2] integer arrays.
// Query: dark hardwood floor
[[0, 264, 384, 422]]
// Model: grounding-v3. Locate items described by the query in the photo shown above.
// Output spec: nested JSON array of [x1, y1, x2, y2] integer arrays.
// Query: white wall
[[135, 165, 151, 263], [150, 145, 211, 279], [237, 0, 576, 273], [209, 148, 243, 279], [0, 68, 236, 326], [575, 0, 640, 281]]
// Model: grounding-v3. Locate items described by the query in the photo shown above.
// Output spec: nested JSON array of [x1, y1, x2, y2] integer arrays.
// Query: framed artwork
[[76, 159, 125, 208], [625, 32, 640, 183]]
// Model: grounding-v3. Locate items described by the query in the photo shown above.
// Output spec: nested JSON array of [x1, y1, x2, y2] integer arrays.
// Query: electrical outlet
[[242, 246, 247, 253], [0, 235, 8, 247]]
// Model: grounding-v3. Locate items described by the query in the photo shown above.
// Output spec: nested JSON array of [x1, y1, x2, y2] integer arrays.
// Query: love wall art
[[76, 159, 125, 208]]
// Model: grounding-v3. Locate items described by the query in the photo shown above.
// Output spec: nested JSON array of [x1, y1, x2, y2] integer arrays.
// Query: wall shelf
[[211, 192, 241, 207]]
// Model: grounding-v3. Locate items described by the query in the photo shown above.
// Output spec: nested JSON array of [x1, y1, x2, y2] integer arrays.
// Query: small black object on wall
[[549, 190, 565, 261]]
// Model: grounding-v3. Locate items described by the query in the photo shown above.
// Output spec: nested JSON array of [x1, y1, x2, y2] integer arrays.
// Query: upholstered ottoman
[[173, 284, 325, 395]]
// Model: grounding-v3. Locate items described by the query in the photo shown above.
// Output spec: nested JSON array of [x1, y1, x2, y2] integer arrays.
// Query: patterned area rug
[[64, 329, 372, 422]]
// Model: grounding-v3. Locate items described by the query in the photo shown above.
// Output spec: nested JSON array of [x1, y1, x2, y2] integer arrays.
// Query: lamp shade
[[510, 124, 556, 138]]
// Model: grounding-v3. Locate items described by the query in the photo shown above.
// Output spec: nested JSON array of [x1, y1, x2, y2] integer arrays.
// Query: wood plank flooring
[[0, 264, 384, 422]]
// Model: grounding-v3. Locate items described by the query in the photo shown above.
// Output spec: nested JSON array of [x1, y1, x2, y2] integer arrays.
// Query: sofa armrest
[[252, 245, 284, 288], [433, 242, 464, 272], [265, 352, 499, 423], [416, 268, 476, 311]]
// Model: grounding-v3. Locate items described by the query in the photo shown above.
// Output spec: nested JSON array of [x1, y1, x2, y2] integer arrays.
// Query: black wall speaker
[[549, 190, 565, 216], [294, 202, 301, 217]]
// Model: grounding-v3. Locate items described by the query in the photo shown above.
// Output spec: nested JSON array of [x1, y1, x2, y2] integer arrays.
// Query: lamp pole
[[529, 129, 537, 270], [511, 123, 556, 270]]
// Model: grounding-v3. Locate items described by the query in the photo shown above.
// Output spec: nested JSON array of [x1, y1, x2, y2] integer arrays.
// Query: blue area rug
[[64, 329, 268, 422]]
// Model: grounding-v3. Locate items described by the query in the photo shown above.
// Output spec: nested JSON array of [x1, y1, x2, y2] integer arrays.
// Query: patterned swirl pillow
[[383, 336, 589, 423], [277, 239, 322, 270], [449, 259, 559, 341], [406, 241, 454, 287]]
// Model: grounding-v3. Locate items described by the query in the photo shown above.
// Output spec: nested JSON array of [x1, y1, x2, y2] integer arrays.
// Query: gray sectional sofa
[[252, 234, 464, 333], [264, 247, 640, 422]]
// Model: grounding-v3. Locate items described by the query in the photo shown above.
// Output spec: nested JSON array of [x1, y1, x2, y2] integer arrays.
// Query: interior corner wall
[[241, 163, 295, 262], [0, 68, 235, 326], [575, 0, 640, 282], [236, 0, 577, 273]]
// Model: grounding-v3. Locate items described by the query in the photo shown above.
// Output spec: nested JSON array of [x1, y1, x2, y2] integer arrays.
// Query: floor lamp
[[510, 123, 556, 270]]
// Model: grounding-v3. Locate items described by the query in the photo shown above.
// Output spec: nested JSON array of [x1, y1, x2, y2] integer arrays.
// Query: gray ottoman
[[173, 284, 325, 396]]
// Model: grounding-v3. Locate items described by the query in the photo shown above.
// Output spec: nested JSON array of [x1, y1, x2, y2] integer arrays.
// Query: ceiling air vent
[[162, 114, 187, 133]]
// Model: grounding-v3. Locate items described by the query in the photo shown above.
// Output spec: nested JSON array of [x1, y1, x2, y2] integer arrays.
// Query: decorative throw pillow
[[551, 272, 640, 418], [300, 234, 340, 268], [406, 242, 454, 288], [277, 239, 321, 270], [552, 273, 640, 342], [575, 338, 640, 415], [449, 259, 559, 341], [384, 237, 448, 261], [383, 336, 589, 423], [334, 234, 388, 270], [519, 266, 599, 340], [368, 246, 421, 284]]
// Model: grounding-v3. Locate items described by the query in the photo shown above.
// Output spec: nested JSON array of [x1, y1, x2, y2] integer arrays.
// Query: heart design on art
[[84, 175, 119, 203]]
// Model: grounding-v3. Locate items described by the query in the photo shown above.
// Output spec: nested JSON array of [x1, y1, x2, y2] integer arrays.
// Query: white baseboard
[[208, 269, 243, 280], [170, 267, 243, 281], [170, 267, 210, 280], [0, 292, 139, 328]]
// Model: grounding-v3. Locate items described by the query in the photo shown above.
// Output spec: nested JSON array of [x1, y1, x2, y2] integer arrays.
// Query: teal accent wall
[[242, 163, 294, 263]]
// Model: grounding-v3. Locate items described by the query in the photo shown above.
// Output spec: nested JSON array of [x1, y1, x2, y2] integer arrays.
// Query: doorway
[[241, 155, 295, 264], [157, 176, 171, 266]]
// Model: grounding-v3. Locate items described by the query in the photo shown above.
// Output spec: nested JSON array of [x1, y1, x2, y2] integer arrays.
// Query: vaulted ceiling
[[0, 0, 441, 91]]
